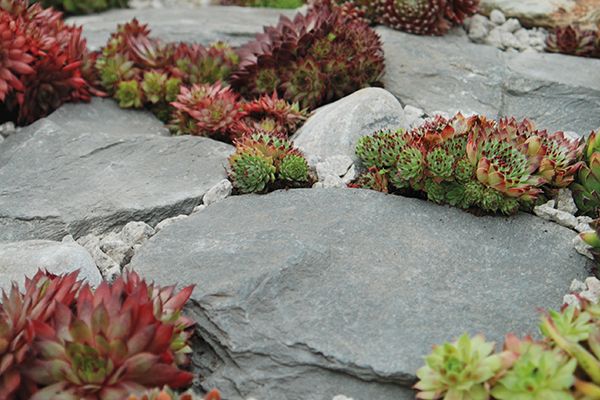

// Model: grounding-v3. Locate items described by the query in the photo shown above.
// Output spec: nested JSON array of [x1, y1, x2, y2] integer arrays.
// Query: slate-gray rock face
[[130, 189, 589, 400], [292, 88, 407, 166], [69, 6, 295, 50], [0, 240, 101, 291], [379, 27, 600, 135], [0, 116, 233, 242]]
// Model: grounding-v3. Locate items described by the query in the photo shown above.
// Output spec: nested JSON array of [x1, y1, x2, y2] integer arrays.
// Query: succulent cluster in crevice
[[231, 0, 385, 110], [572, 130, 600, 218], [353, 113, 584, 215], [546, 25, 600, 59], [0, 268, 204, 399], [228, 132, 311, 193], [415, 296, 600, 399], [0, 0, 94, 125]]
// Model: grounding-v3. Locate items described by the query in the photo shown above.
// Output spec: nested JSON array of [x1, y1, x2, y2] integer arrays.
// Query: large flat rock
[[0, 113, 233, 242], [69, 6, 296, 50], [130, 189, 589, 400], [379, 27, 600, 135], [0, 239, 102, 291]]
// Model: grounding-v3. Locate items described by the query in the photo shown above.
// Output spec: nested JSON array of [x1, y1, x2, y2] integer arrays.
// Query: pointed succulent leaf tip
[[25, 270, 195, 399], [0, 0, 94, 125], [349, 167, 389, 193], [414, 333, 503, 400], [231, 1, 384, 110], [491, 335, 577, 400], [572, 130, 600, 217], [0, 269, 82, 398]]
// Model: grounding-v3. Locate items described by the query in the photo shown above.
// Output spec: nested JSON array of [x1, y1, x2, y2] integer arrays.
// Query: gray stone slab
[[0, 118, 233, 241], [0, 239, 102, 291], [379, 26, 600, 135], [130, 188, 589, 400], [69, 6, 296, 50]]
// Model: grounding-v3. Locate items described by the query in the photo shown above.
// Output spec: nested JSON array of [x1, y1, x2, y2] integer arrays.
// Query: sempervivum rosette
[[546, 25, 598, 57], [231, 1, 384, 110]]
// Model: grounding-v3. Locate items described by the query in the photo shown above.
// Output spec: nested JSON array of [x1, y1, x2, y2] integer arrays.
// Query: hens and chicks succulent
[[415, 297, 600, 400], [0, 268, 206, 400], [32, 0, 128, 14], [546, 25, 600, 59], [0, 0, 94, 125], [354, 113, 583, 215]]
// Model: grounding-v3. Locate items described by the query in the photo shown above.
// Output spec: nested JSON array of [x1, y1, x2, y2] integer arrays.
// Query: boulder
[[130, 189, 589, 400], [69, 6, 296, 50], [379, 26, 600, 135], [0, 239, 102, 291], [292, 88, 407, 166], [0, 117, 233, 242]]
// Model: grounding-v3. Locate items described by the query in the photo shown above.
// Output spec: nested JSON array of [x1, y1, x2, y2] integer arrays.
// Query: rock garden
[[0, 0, 600, 399]]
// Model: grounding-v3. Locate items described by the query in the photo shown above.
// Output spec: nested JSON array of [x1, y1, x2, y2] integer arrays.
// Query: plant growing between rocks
[[0, 0, 93, 125], [228, 132, 311, 193], [546, 25, 600, 59], [353, 113, 583, 215], [0, 269, 198, 399], [415, 297, 600, 399], [230, 0, 385, 110], [572, 130, 600, 218]]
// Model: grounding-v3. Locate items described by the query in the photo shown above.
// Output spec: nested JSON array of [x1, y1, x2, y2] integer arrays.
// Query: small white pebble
[[489, 9, 506, 25]]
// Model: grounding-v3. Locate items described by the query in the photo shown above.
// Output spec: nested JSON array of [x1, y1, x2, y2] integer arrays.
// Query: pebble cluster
[[464, 9, 547, 53]]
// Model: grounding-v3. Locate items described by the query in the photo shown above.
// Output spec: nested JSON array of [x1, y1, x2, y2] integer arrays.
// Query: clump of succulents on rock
[[94, 19, 239, 122], [415, 297, 600, 399], [0, 268, 208, 399], [546, 25, 600, 59], [231, 0, 385, 110], [0, 0, 93, 125], [572, 130, 600, 218], [228, 132, 311, 193], [32, 0, 128, 14], [353, 113, 584, 215]]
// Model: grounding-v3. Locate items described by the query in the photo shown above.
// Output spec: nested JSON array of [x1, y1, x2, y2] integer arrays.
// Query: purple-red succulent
[[546, 25, 599, 58], [231, 1, 384, 110]]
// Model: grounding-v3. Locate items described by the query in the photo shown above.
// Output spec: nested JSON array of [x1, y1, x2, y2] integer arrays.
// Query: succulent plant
[[127, 387, 221, 400], [0, 0, 93, 125], [25, 270, 195, 399], [354, 114, 583, 214], [580, 219, 600, 263], [95, 19, 240, 121], [231, 1, 384, 110], [490, 334, 577, 400], [376, 0, 479, 35], [228, 133, 310, 193], [348, 167, 390, 193], [572, 130, 600, 217], [546, 25, 599, 58], [170, 82, 243, 139], [0, 270, 81, 399], [414, 333, 507, 400], [32, 0, 128, 14]]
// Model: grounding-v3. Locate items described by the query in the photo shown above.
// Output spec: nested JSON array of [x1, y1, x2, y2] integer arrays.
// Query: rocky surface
[[479, 0, 600, 29], [69, 6, 296, 50], [0, 239, 102, 291], [292, 88, 407, 166], [379, 26, 600, 135], [0, 108, 233, 242], [130, 189, 589, 400], [465, 11, 547, 52]]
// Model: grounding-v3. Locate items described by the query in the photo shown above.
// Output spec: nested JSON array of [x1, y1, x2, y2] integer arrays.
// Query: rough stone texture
[[69, 6, 296, 50], [0, 240, 102, 291], [0, 117, 233, 242], [203, 179, 233, 206], [479, 0, 577, 28], [292, 88, 407, 166], [131, 189, 589, 400], [45, 98, 169, 136], [379, 27, 600, 135]]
